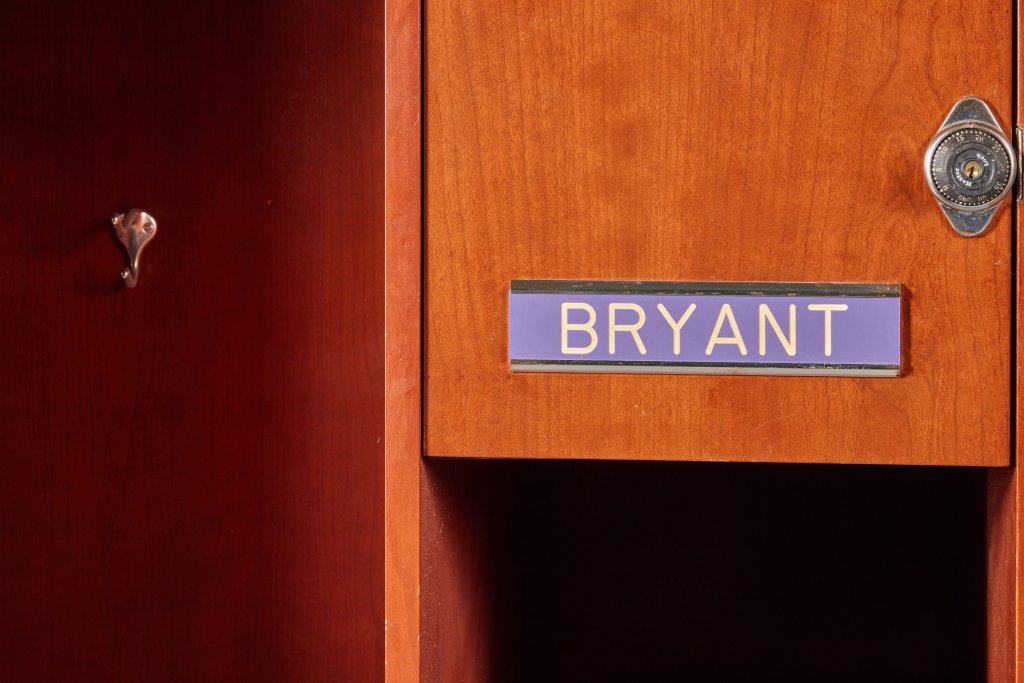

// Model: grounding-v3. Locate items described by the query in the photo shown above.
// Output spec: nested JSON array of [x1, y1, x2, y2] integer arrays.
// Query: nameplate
[[508, 281, 902, 377]]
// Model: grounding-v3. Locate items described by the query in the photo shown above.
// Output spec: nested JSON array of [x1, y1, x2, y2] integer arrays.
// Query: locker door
[[425, 1, 1013, 465]]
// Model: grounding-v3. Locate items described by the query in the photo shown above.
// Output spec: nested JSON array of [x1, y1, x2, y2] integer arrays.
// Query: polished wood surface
[[425, 0, 1012, 465], [987, 10, 1024, 680], [384, 0, 423, 679], [995, 14, 1024, 679], [0, 1, 384, 679]]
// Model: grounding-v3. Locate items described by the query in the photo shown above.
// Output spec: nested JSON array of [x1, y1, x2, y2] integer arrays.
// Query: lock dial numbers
[[928, 127, 1012, 209]]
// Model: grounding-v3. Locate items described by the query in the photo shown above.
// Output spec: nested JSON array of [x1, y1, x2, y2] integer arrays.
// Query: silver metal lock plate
[[924, 97, 1016, 237]]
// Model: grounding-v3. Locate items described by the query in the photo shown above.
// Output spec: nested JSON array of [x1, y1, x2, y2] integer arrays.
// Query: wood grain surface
[[425, 0, 1013, 465], [0, 1, 385, 679], [992, 7, 1024, 678], [384, 0, 422, 679], [986, 6, 1024, 680]]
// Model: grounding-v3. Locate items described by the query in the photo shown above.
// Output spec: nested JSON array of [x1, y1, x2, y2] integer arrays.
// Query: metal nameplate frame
[[508, 281, 903, 377]]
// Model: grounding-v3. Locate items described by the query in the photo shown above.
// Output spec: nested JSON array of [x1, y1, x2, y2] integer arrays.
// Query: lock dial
[[923, 97, 1017, 237], [928, 127, 1012, 208]]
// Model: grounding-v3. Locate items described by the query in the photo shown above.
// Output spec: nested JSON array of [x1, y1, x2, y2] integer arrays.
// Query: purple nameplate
[[509, 281, 902, 377]]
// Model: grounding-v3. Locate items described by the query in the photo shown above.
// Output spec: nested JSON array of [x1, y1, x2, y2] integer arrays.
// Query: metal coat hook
[[111, 209, 157, 288]]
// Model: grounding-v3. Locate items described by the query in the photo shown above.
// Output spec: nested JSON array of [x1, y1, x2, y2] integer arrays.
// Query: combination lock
[[924, 97, 1018, 237]]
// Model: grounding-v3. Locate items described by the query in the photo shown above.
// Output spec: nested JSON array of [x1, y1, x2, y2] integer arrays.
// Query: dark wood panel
[[0, 1, 385, 679], [425, 0, 1012, 465], [986, 468, 1016, 683], [420, 462, 503, 683]]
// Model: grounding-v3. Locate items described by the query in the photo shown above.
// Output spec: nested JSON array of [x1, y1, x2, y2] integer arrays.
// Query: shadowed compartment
[[422, 459, 986, 683]]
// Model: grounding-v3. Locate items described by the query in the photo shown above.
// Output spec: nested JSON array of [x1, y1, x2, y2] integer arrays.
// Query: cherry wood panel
[[425, 0, 1012, 465], [0, 1, 384, 679], [384, 0, 423, 679], [987, 10, 1024, 680], [992, 12, 1024, 678]]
